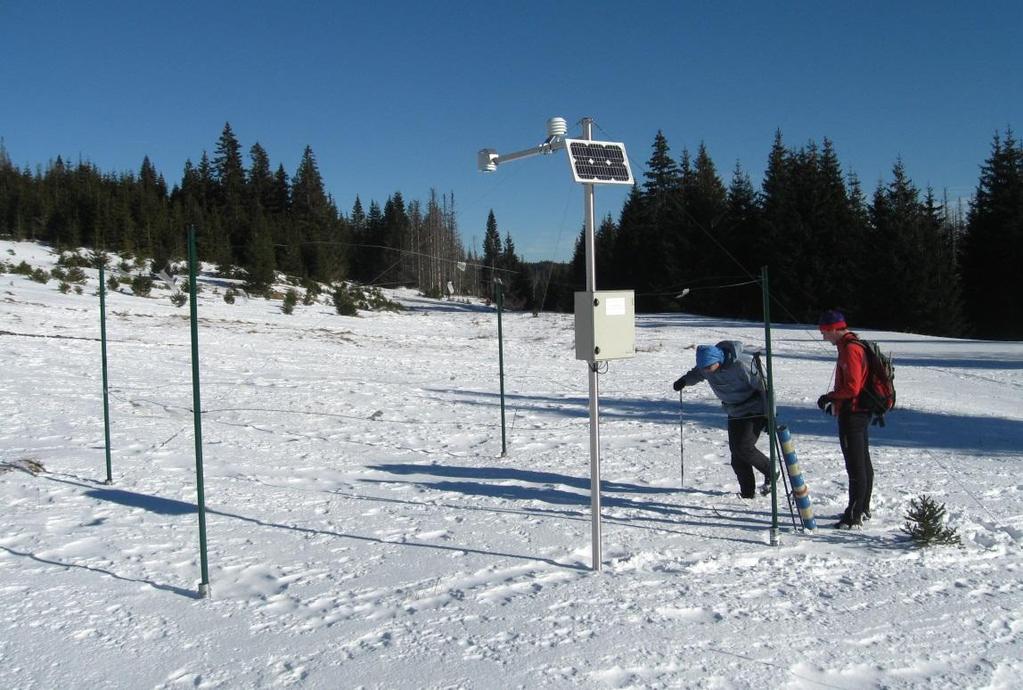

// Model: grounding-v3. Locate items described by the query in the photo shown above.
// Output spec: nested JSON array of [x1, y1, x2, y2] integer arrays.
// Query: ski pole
[[679, 390, 685, 487]]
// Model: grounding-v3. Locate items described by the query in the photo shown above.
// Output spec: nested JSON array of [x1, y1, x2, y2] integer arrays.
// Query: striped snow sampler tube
[[776, 425, 816, 531]]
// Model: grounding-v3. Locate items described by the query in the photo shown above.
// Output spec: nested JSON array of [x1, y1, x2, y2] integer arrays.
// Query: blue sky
[[2, 1, 1020, 262]]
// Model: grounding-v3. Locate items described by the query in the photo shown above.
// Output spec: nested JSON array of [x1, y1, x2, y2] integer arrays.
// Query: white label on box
[[605, 297, 626, 316]]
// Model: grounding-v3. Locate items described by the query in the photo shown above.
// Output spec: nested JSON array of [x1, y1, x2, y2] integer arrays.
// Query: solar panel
[[564, 139, 633, 185]]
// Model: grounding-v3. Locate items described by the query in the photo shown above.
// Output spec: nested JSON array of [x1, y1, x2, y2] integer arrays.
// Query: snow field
[[1, 240, 1021, 688]]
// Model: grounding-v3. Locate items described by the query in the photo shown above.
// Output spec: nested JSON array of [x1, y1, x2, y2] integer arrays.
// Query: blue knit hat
[[696, 345, 725, 369], [818, 309, 847, 332]]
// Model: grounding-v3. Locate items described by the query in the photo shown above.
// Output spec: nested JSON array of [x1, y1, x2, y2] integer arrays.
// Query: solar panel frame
[[563, 138, 634, 185]]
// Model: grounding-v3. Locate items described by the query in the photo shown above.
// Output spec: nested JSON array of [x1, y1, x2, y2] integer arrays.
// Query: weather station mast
[[479, 117, 635, 571]]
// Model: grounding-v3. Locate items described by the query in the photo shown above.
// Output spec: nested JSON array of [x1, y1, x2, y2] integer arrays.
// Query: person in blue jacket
[[673, 341, 775, 499]]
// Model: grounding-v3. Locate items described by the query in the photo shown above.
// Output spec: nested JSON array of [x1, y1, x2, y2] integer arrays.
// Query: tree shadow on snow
[[431, 387, 727, 426], [82, 488, 196, 515], [769, 346, 1023, 371], [42, 473, 196, 515], [35, 474, 596, 574], [367, 463, 686, 496], [21, 474, 202, 597], [775, 404, 1023, 456], [362, 463, 770, 544], [327, 487, 769, 547], [402, 298, 493, 314], [433, 388, 1023, 456]]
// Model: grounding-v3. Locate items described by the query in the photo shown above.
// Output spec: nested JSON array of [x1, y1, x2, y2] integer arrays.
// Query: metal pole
[[98, 260, 113, 485], [497, 279, 507, 456], [582, 117, 602, 571], [188, 226, 211, 597], [761, 265, 779, 546], [678, 390, 685, 487]]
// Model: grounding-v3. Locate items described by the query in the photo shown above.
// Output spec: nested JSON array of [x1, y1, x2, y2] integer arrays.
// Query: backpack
[[849, 337, 896, 426]]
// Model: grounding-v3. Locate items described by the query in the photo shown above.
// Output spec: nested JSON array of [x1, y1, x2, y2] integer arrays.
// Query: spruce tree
[[720, 162, 761, 317], [961, 130, 1023, 338], [292, 145, 344, 282], [501, 232, 529, 308], [270, 164, 290, 215], [292, 145, 328, 217], [757, 130, 795, 295], [213, 123, 245, 204], [635, 132, 683, 311], [351, 195, 366, 229], [382, 192, 410, 285], [642, 130, 681, 197], [865, 160, 964, 335], [482, 210, 501, 296], [920, 188, 966, 335], [359, 199, 384, 283], [681, 143, 728, 314], [245, 214, 277, 289], [595, 213, 617, 289], [610, 185, 645, 295], [247, 142, 275, 211]]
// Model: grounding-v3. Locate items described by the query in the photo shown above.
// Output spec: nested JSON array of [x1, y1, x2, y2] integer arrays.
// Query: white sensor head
[[477, 148, 498, 173], [547, 117, 568, 138]]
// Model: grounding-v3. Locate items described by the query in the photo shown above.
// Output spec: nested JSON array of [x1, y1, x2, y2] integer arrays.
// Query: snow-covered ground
[[1, 239, 1021, 689]]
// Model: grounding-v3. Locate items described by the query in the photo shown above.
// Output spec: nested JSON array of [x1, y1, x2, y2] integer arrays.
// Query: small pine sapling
[[902, 495, 961, 547], [130, 274, 153, 297], [282, 288, 297, 315], [333, 284, 357, 316]]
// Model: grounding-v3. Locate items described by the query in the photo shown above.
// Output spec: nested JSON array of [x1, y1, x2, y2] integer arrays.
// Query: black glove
[[673, 377, 686, 392], [816, 394, 830, 410]]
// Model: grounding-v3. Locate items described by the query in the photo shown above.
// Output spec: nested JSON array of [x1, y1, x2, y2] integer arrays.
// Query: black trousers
[[838, 410, 874, 522], [726, 415, 771, 497]]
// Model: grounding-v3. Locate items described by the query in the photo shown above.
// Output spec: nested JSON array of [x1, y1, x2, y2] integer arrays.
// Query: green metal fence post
[[98, 259, 113, 485], [187, 225, 211, 597], [761, 265, 780, 546], [496, 279, 507, 456]]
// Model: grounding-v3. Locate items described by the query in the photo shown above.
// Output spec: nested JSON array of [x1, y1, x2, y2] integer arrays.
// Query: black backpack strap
[[844, 336, 876, 412]]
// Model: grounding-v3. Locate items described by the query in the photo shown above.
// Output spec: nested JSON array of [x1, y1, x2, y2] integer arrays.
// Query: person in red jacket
[[817, 310, 874, 529]]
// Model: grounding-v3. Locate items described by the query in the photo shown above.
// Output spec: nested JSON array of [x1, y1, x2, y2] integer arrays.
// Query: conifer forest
[[1, 123, 1020, 339]]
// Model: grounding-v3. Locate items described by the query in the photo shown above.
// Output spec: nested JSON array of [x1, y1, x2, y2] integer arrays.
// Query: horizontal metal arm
[[478, 136, 565, 172]]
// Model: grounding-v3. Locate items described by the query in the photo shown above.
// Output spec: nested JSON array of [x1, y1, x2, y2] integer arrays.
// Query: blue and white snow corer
[[776, 425, 816, 531]]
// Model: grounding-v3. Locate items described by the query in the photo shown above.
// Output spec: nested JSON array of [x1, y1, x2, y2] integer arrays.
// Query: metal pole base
[[769, 528, 780, 547], [198, 582, 211, 599], [103, 478, 113, 486]]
